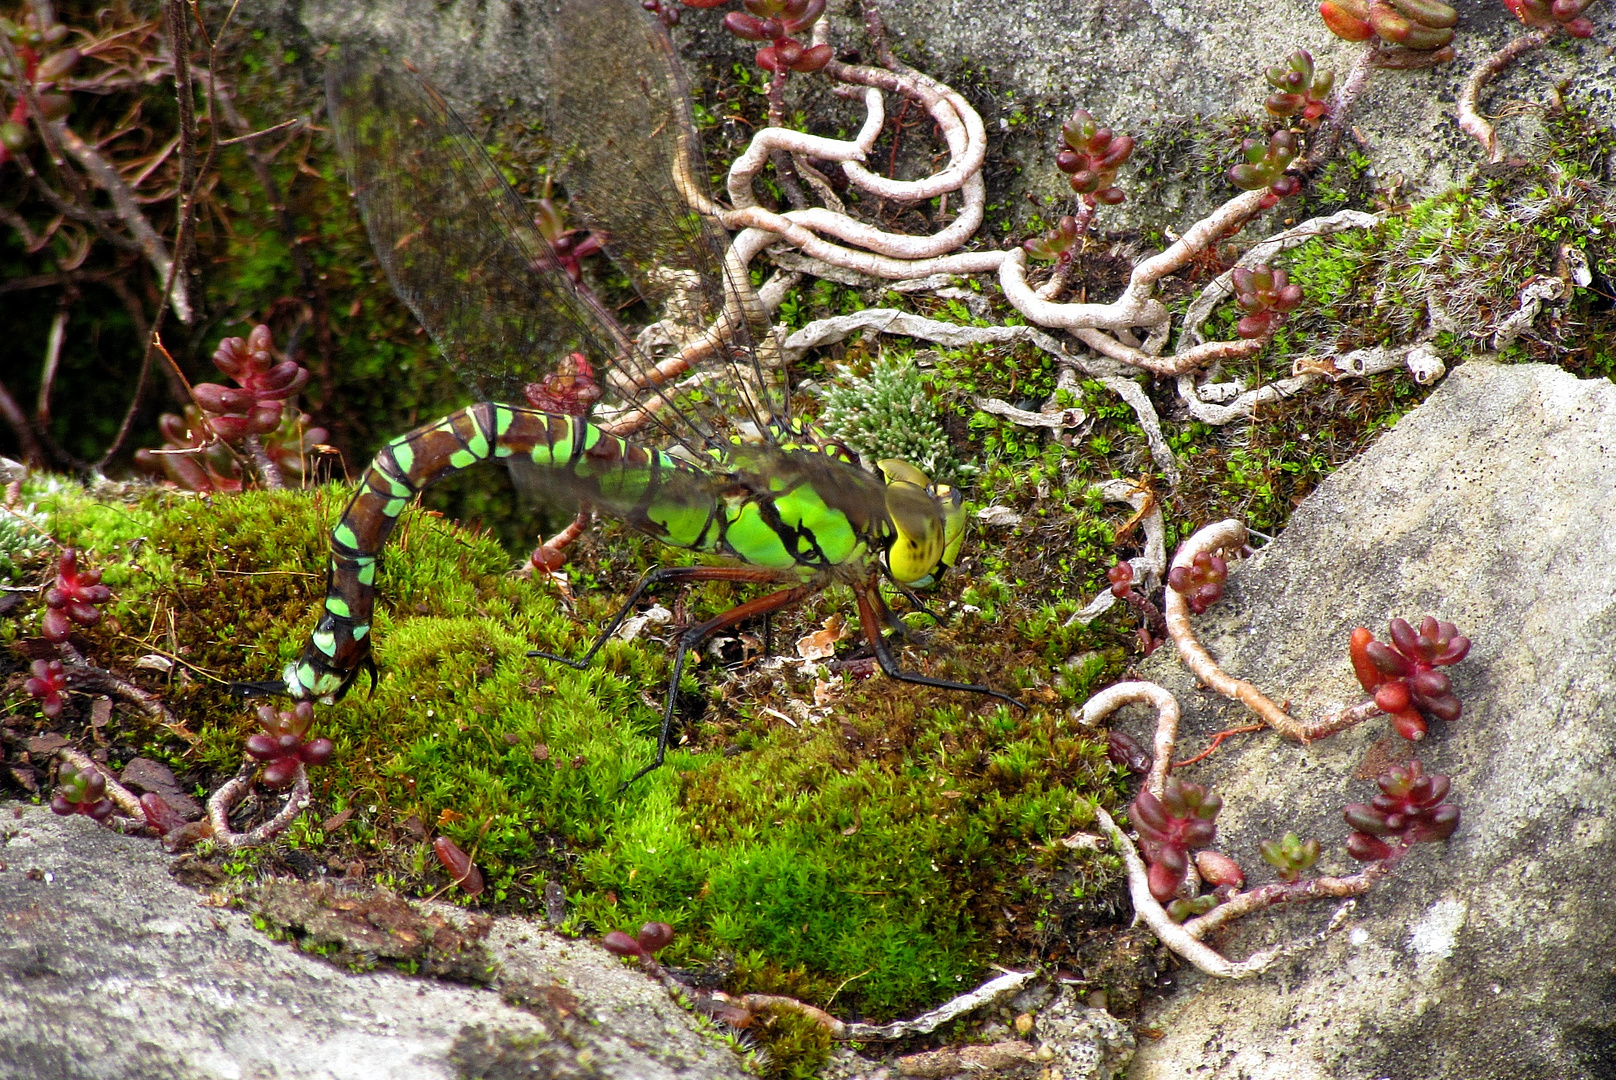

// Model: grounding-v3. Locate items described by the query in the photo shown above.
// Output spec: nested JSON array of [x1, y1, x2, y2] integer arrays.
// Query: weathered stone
[[820, 988, 1134, 1079], [1114, 361, 1616, 1078], [119, 755, 202, 819], [0, 806, 751, 1080], [242, 0, 1616, 235]]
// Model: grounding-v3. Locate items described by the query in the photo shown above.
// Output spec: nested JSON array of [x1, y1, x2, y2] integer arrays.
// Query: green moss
[[752, 1005, 834, 1080], [31, 478, 1124, 1023]]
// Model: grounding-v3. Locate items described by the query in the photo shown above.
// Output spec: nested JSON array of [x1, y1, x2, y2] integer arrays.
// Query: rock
[[0, 805, 751, 1080], [835, 0, 1616, 226], [1115, 362, 1616, 1078], [819, 988, 1134, 1080], [242, 0, 1616, 235], [119, 756, 202, 820]]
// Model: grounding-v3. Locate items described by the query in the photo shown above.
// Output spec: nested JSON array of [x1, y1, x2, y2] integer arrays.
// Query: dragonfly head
[[877, 459, 967, 587]]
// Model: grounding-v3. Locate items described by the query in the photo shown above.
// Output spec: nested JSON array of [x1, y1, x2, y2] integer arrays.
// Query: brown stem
[[48, 121, 192, 321], [56, 641, 190, 734], [1183, 855, 1399, 940], [204, 77, 339, 440], [164, 0, 200, 321], [56, 747, 144, 820], [1164, 520, 1307, 741], [207, 760, 311, 850], [859, 0, 898, 70], [0, 378, 47, 468], [12, 156, 140, 251], [35, 309, 66, 426], [0, 205, 43, 250], [1299, 698, 1384, 740], [244, 433, 285, 489], [93, 290, 159, 469], [1302, 43, 1378, 174], [737, 995, 847, 1036], [1458, 29, 1555, 164]]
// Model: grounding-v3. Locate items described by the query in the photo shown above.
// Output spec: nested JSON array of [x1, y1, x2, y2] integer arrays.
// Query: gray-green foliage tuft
[[817, 352, 961, 481], [0, 476, 59, 583]]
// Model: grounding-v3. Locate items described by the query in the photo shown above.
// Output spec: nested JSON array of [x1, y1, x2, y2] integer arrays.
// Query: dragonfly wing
[[548, 0, 789, 441], [328, 54, 719, 461], [328, 56, 600, 405]]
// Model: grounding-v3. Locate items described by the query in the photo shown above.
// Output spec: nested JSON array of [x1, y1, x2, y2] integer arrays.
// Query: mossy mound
[[7, 478, 1127, 1022]]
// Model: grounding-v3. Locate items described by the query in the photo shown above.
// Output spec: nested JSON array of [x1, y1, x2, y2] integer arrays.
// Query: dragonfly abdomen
[[285, 402, 886, 701]]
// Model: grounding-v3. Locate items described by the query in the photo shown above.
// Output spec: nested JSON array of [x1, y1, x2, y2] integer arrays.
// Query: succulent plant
[[1168, 551, 1228, 614], [603, 920, 676, 960], [1106, 560, 1136, 599], [1194, 849, 1246, 889], [1350, 618, 1470, 740], [534, 178, 606, 285], [1231, 265, 1304, 339], [684, 0, 832, 74], [1229, 130, 1301, 208], [50, 759, 114, 822], [41, 547, 111, 643], [525, 352, 603, 416], [245, 700, 334, 788], [133, 405, 246, 493], [1166, 893, 1219, 922], [197, 325, 309, 441], [0, 12, 77, 168], [641, 0, 683, 28], [1259, 831, 1321, 881], [1130, 776, 1223, 903], [1023, 214, 1081, 263], [134, 402, 326, 493], [1106, 729, 1152, 775], [1264, 49, 1334, 122], [1503, 0, 1598, 37], [1105, 560, 1167, 654], [1320, 0, 1459, 51], [1344, 759, 1460, 861], [24, 658, 67, 719], [1057, 110, 1134, 206], [432, 836, 486, 896]]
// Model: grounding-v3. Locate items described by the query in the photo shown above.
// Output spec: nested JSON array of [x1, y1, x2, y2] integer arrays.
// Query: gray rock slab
[[1115, 361, 1616, 1079], [243, 0, 1616, 235], [0, 805, 749, 1080]]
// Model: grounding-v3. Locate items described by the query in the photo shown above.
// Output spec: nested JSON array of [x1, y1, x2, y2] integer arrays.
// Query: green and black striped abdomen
[[283, 403, 888, 701]]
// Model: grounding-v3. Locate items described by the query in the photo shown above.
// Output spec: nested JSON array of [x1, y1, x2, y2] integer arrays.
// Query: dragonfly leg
[[853, 583, 1025, 712], [621, 579, 820, 791], [890, 582, 948, 627], [528, 564, 792, 670]]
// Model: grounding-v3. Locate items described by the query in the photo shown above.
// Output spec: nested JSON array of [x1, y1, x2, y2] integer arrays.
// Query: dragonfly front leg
[[853, 583, 1025, 712], [623, 580, 819, 790], [527, 564, 794, 670], [526, 564, 809, 789]]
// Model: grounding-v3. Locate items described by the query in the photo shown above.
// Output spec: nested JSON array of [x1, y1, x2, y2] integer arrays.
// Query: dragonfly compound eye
[[879, 460, 947, 584]]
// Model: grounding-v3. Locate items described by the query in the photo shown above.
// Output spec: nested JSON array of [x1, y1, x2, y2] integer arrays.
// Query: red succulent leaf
[[602, 930, 647, 958], [433, 836, 485, 895]]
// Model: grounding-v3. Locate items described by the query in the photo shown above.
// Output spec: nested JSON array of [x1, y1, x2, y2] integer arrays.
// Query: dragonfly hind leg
[[527, 564, 796, 670], [526, 564, 809, 789], [853, 583, 1025, 713]]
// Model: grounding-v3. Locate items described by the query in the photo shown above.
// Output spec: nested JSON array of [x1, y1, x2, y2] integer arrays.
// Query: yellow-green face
[[877, 459, 967, 586]]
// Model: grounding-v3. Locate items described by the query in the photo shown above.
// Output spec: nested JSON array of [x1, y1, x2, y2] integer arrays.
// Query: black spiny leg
[[527, 564, 808, 789], [853, 582, 1025, 712], [621, 581, 819, 791], [528, 564, 797, 670]]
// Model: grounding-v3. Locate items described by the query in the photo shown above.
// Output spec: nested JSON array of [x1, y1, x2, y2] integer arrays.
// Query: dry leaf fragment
[[796, 613, 848, 660]]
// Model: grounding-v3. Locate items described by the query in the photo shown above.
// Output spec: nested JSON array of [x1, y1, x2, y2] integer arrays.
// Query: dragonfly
[[273, 0, 1022, 784]]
